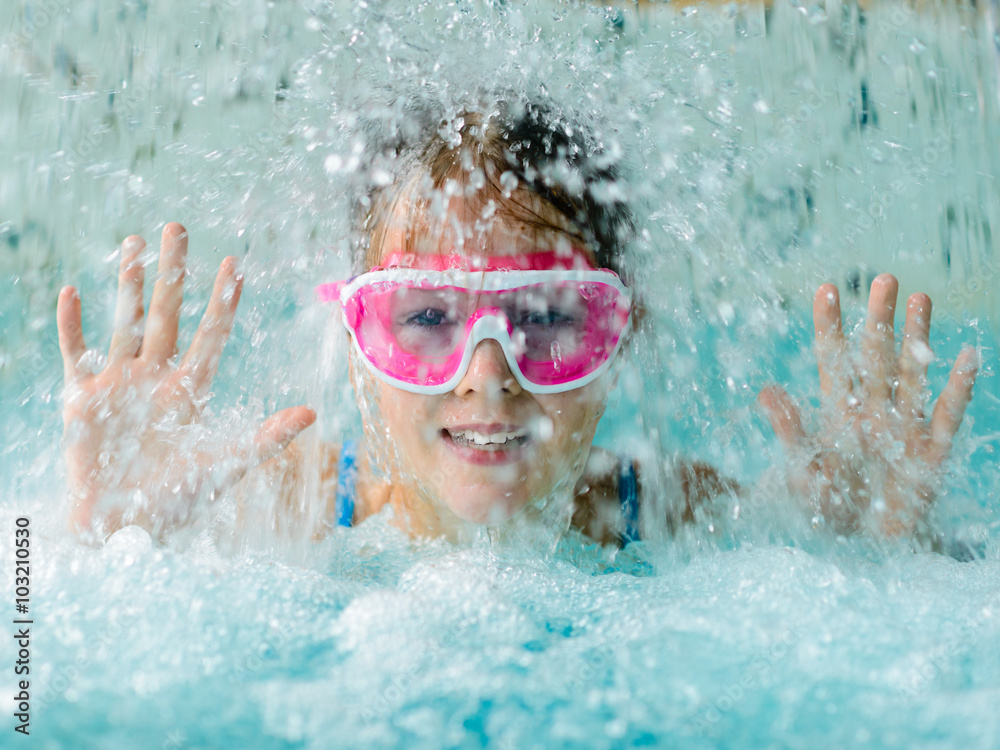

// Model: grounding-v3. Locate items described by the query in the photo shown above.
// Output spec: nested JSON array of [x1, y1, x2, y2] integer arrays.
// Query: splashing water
[[3, 0, 1000, 747]]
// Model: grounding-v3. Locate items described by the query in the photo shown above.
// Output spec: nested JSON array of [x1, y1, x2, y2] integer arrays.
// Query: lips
[[441, 423, 530, 465]]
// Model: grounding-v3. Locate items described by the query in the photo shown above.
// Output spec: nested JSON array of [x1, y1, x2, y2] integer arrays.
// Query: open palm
[[58, 223, 315, 541], [759, 274, 978, 537]]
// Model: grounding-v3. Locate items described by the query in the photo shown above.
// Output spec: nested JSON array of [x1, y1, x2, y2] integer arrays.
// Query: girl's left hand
[[758, 273, 978, 537]]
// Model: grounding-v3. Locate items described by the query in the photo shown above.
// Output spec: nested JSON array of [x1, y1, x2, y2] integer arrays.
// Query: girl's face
[[358, 204, 614, 531]]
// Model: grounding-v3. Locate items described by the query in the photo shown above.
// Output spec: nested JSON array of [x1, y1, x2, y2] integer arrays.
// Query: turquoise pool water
[[3, 0, 1000, 747]]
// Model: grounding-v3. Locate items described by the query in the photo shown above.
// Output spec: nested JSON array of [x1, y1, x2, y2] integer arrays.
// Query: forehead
[[373, 185, 597, 269]]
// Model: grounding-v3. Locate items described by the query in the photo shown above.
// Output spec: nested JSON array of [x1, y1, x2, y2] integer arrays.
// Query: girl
[[56, 101, 979, 547]]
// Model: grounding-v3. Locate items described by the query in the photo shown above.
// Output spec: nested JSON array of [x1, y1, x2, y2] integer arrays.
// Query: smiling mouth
[[442, 427, 530, 451]]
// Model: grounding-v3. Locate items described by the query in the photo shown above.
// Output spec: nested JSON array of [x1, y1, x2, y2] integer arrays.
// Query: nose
[[452, 339, 523, 397]]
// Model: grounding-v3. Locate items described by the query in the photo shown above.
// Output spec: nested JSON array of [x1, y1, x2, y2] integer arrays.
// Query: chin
[[444, 488, 528, 526]]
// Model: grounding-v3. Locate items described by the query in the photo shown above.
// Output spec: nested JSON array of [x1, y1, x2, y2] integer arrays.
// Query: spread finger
[[897, 293, 933, 420], [813, 283, 850, 410], [861, 273, 898, 405], [57, 286, 87, 381], [143, 223, 188, 364], [108, 235, 146, 361], [928, 347, 978, 466], [181, 256, 243, 393]]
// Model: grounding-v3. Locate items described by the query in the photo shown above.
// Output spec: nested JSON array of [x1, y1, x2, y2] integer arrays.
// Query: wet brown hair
[[358, 99, 635, 279]]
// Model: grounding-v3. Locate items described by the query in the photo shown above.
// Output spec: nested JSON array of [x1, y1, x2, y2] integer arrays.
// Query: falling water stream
[[3, 1, 1000, 747]]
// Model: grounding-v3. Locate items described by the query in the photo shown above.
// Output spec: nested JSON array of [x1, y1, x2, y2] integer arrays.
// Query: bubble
[[4, 1, 1000, 747]]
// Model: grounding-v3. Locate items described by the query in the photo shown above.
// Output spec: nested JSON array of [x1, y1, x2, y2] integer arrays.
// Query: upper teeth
[[451, 429, 526, 445]]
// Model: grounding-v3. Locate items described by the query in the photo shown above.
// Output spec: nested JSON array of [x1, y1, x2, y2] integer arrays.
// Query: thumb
[[208, 406, 317, 498], [252, 406, 317, 462], [758, 385, 808, 451]]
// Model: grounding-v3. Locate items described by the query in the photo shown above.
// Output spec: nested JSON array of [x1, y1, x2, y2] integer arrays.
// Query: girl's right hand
[[57, 223, 316, 541]]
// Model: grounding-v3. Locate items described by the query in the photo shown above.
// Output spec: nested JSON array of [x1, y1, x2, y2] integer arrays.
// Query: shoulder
[[676, 461, 741, 524], [571, 450, 741, 544], [318, 441, 342, 486], [571, 447, 631, 546]]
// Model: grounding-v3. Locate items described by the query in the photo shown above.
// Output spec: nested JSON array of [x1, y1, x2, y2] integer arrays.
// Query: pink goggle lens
[[339, 277, 630, 390]]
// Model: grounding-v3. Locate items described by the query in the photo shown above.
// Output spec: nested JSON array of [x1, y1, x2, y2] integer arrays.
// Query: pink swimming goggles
[[317, 250, 632, 394]]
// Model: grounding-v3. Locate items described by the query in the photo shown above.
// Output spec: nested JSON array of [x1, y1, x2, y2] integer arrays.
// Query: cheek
[[376, 385, 439, 450], [539, 388, 607, 450]]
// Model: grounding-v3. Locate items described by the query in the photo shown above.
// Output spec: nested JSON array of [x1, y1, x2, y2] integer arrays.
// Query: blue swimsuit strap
[[619, 459, 640, 545], [334, 440, 358, 528], [334, 441, 638, 540]]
